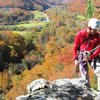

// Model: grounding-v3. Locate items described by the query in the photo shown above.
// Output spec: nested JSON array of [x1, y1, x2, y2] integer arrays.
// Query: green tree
[[85, 0, 95, 18]]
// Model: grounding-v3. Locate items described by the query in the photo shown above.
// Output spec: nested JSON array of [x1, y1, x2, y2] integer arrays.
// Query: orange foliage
[[67, 0, 100, 15], [0, 0, 23, 7], [24, 55, 37, 62], [45, 37, 59, 53], [5, 41, 97, 99], [68, 0, 86, 14], [59, 45, 73, 65]]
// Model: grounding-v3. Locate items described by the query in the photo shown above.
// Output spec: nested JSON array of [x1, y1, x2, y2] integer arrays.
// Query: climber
[[73, 18, 100, 92]]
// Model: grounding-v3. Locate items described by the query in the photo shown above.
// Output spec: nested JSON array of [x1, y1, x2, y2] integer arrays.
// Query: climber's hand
[[83, 56, 89, 62], [74, 59, 79, 67]]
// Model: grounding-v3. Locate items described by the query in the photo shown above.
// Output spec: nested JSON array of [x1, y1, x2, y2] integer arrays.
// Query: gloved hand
[[74, 59, 79, 67], [83, 56, 89, 62]]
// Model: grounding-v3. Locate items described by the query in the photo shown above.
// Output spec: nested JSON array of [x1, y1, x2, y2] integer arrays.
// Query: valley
[[0, 0, 99, 100]]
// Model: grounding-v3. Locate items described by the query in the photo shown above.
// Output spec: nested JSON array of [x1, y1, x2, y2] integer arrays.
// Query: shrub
[[54, 63, 64, 72]]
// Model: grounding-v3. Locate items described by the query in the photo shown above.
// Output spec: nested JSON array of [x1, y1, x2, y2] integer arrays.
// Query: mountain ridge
[[0, 0, 99, 12], [0, 0, 52, 11]]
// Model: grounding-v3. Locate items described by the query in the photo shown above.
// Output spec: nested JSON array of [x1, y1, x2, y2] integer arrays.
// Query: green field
[[17, 21, 46, 29], [0, 11, 49, 36]]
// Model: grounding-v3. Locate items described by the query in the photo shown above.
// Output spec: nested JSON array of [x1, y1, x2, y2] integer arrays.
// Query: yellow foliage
[[5, 43, 75, 99], [0, 72, 10, 91], [7, 43, 97, 99], [11, 75, 22, 87], [36, 44, 43, 52], [44, 54, 52, 60], [0, 40, 5, 46], [10, 50, 18, 57]]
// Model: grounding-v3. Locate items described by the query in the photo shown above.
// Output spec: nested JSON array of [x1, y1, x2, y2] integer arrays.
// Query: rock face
[[16, 78, 100, 100]]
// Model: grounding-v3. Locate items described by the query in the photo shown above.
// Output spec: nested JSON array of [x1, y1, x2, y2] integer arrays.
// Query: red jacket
[[73, 29, 100, 60]]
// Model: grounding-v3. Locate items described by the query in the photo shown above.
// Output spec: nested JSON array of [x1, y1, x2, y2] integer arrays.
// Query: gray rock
[[16, 94, 30, 100], [27, 78, 50, 93], [16, 78, 100, 100], [94, 92, 100, 100]]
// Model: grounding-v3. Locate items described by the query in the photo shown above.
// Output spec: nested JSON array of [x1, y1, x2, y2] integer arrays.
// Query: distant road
[[42, 12, 49, 22]]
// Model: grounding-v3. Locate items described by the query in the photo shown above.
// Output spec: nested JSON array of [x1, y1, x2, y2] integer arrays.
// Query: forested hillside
[[0, 0, 100, 100], [0, 0, 52, 10]]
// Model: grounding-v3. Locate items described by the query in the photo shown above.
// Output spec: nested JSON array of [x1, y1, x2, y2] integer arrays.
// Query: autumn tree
[[85, 0, 95, 18]]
